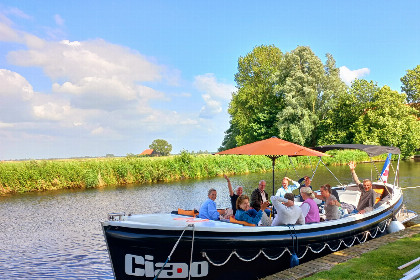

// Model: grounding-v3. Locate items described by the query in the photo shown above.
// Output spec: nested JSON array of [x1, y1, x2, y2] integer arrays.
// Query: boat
[[102, 143, 417, 280]]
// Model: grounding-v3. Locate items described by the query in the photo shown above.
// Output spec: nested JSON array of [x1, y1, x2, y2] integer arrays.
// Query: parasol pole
[[269, 156, 277, 196]]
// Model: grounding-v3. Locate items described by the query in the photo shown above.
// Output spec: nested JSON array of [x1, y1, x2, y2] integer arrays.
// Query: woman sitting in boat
[[199, 188, 226, 220], [235, 195, 269, 226], [300, 187, 320, 223], [317, 184, 340, 220]]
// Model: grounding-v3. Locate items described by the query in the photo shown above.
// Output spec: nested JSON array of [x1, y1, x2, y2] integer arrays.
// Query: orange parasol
[[216, 137, 330, 195]]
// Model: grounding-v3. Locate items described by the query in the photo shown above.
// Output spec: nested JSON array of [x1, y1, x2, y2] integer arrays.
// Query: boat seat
[[177, 208, 198, 216], [335, 190, 361, 206], [373, 188, 384, 204]]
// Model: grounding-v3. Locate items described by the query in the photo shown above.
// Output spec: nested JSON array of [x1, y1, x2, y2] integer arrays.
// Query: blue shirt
[[275, 180, 299, 197], [199, 198, 220, 220], [234, 209, 263, 225]]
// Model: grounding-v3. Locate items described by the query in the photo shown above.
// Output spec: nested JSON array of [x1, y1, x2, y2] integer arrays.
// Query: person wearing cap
[[300, 187, 320, 223]]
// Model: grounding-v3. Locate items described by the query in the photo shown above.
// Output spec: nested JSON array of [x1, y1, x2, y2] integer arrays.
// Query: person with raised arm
[[224, 175, 243, 215], [346, 161, 376, 214]]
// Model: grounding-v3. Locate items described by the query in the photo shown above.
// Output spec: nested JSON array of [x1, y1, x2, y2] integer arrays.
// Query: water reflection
[[0, 160, 419, 279]]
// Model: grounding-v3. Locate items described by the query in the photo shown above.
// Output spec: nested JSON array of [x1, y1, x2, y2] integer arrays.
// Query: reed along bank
[[0, 150, 387, 195]]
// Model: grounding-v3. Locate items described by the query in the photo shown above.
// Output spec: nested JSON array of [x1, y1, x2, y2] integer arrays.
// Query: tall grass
[[0, 150, 386, 195]]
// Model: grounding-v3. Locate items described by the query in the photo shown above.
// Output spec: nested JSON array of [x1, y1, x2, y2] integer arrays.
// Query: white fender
[[387, 220, 405, 233]]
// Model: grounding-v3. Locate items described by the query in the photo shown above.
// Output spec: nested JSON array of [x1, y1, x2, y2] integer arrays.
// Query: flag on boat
[[380, 153, 392, 183]]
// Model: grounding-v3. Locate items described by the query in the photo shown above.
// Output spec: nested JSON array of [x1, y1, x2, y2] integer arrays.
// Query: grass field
[[304, 233, 420, 280]]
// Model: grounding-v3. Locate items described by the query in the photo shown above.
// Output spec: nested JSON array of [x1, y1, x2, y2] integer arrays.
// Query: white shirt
[[275, 180, 300, 197], [271, 196, 305, 226]]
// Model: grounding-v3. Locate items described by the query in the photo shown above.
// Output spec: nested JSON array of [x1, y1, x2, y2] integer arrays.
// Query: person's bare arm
[[224, 175, 233, 196], [348, 161, 361, 185], [315, 193, 323, 200]]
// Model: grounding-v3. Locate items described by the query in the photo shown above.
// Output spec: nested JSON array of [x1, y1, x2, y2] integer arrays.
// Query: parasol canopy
[[217, 137, 329, 157], [216, 137, 330, 195]]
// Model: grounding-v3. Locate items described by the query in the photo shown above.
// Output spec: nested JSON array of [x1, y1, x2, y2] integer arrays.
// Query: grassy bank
[[0, 150, 385, 195], [304, 233, 420, 280]]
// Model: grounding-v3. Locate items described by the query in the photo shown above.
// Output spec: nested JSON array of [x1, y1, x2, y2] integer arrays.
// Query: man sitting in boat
[[199, 188, 226, 220], [250, 180, 271, 216], [300, 187, 321, 223], [224, 175, 243, 215], [275, 177, 300, 197], [347, 161, 376, 214], [235, 195, 270, 226], [270, 193, 305, 226]]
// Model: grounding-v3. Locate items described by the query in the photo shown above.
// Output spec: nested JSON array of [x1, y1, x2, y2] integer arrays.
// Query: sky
[[0, 1, 419, 160]]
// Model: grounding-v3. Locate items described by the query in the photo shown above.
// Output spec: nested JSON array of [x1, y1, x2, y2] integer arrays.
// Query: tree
[[218, 120, 239, 151], [352, 85, 420, 157], [221, 45, 346, 151], [274, 47, 347, 146], [149, 139, 172, 156], [227, 45, 284, 146], [317, 79, 378, 145], [401, 65, 420, 103]]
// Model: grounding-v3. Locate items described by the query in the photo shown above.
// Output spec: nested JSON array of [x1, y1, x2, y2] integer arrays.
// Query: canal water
[[0, 160, 419, 279]]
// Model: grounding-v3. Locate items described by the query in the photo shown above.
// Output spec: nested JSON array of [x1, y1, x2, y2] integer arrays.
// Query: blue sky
[[0, 1, 419, 160]]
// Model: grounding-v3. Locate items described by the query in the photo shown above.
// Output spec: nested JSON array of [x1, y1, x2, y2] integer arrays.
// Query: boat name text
[[125, 254, 209, 278]]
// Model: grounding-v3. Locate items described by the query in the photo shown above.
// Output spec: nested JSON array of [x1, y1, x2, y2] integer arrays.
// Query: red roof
[[140, 149, 154, 155]]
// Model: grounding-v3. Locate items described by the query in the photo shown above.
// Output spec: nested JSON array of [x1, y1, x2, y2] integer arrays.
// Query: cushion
[[178, 208, 197, 216], [373, 189, 384, 204], [229, 216, 256, 227]]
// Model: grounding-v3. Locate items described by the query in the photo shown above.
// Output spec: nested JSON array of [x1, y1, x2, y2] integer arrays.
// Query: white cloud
[[194, 73, 235, 119], [0, 10, 230, 159], [199, 94, 222, 119], [0, 69, 34, 100], [0, 122, 14, 128], [54, 14, 65, 26], [3, 7, 32, 20], [32, 102, 72, 121], [194, 73, 235, 100], [8, 39, 162, 83], [0, 19, 22, 42], [339, 66, 370, 85]]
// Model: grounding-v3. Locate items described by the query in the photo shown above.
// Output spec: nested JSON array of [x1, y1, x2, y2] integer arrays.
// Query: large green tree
[[221, 45, 346, 150], [275, 47, 346, 146], [401, 65, 420, 103], [226, 45, 284, 146], [352, 85, 420, 157], [149, 139, 172, 156], [317, 79, 378, 145], [319, 79, 420, 157]]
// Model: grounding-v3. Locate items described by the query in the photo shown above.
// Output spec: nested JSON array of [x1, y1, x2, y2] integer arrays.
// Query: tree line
[[219, 45, 420, 158]]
